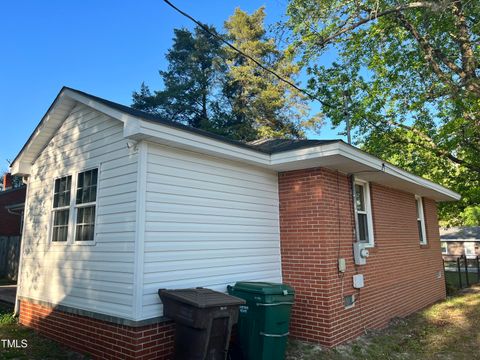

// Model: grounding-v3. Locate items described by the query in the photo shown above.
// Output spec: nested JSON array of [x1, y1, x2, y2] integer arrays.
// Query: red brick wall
[[0, 186, 26, 235], [279, 168, 446, 347], [19, 300, 175, 360]]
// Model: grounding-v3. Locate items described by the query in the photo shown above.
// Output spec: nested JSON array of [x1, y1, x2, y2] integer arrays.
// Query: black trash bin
[[158, 288, 245, 360]]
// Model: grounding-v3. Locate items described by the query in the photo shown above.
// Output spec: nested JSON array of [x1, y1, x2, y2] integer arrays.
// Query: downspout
[[14, 176, 29, 316]]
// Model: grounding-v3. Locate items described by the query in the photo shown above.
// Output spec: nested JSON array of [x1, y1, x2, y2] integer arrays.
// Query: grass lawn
[[0, 302, 88, 359], [286, 285, 480, 360], [2, 287, 480, 359]]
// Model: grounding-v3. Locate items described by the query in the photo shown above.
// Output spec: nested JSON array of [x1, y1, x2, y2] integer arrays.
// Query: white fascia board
[[10, 161, 31, 176], [270, 141, 459, 201], [270, 141, 342, 164], [10, 91, 78, 176], [11, 89, 460, 202], [125, 121, 459, 201], [136, 119, 271, 166], [63, 89, 132, 124], [336, 142, 461, 201], [66, 92, 270, 165], [123, 117, 143, 140]]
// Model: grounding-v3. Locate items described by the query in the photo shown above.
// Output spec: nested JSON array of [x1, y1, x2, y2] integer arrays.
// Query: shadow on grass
[[0, 301, 88, 360], [286, 286, 480, 360]]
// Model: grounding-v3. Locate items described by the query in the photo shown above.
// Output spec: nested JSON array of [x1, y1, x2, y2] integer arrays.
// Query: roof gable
[[10, 87, 461, 202]]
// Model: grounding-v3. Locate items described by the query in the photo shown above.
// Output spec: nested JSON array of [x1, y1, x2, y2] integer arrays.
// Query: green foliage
[[223, 7, 313, 140], [133, 8, 316, 141], [459, 206, 480, 226], [284, 0, 480, 225], [0, 312, 15, 325], [132, 26, 227, 130]]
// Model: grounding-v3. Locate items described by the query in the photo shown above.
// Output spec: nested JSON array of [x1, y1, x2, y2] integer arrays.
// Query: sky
[[0, 0, 344, 171]]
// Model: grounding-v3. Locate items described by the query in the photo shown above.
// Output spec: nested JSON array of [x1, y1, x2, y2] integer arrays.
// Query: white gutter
[[10, 90, 461, 202]]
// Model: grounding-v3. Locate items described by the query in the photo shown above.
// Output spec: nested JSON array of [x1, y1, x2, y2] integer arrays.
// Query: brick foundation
[[19, 300, 175, 359], [279, 167, 446, 347]]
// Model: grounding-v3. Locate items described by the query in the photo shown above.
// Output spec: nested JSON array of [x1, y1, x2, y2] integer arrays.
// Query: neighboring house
[[440, 227, 480, 260], [0, 174, 26, 235], [10, 87, 460, 359], [0, 174, 26, 280]]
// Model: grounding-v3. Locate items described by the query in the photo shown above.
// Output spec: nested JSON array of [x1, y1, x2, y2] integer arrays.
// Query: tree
[[132, 25, 227, 130], [284, 0, 480, 225], [222, 7, 314, 140], [133, 8, 320, 142]]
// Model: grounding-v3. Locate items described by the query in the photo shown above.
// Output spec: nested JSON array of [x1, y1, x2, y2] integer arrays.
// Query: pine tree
[[132, 26, 226, 130], [223, 7, 311, 141], [132, 7, 317, 141]]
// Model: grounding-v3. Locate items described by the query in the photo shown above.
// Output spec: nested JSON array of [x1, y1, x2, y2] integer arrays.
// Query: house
[[440, 227, 480, 260], [10, 87, 460, 359], [0, 173, 26, 236], [0, 174, 26, 281]]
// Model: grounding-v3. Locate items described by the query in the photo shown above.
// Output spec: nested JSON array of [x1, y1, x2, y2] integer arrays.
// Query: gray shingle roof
[[440, 226, 480, 240], [247, 138, 339, 154], [65, 87, 341, 155]]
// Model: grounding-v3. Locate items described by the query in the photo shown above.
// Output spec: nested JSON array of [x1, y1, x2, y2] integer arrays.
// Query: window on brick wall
[[354, 179, 374, 246], [415, 195, 427, 245]]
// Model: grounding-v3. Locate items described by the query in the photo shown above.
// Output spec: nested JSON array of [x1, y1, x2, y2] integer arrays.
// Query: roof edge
[[10, 87, 461, 202]]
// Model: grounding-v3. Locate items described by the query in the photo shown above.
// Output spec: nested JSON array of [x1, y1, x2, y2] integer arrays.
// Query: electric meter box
[[353, 242, 370, 265]]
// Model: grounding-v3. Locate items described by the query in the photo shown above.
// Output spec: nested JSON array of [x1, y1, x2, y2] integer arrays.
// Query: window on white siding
[[415, 195, 427, 245], [51, 175, 72, 242], [50, 169, 98, 244], [74, 169, 98, 242], [441, 242, 448, 254], [354, 180, 374, 246]]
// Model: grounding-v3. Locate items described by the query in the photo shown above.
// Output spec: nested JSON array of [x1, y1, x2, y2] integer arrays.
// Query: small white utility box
[[353, 242, 370, 265], [353, 274, 364, 289]]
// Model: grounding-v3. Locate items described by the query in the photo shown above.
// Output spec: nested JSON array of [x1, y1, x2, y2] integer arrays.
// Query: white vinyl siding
[[441, 242, 448, 254], [19, 105, 138, 319], [141, 143, 281, 320]]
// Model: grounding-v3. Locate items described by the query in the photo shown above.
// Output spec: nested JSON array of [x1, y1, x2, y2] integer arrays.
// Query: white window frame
[[49, 167, 99, 246], [441, 242, 448, 255], [415, 195, 427, 245], [49, 174, 73, 245], [354, 179, 374, 247], [73, 167, 99, 245]]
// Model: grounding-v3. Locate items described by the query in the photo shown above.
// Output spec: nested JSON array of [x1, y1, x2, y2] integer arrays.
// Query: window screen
[[75, 169, 98, 242], [355, 184, 369, 242], [51, 176, 72, 242]]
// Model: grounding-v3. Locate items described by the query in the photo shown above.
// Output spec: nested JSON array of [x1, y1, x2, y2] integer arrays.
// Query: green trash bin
[[227, 282, 294, 360]]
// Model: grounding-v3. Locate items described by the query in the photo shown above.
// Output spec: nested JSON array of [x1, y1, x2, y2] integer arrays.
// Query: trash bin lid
[[158, 288, 245, 308], [231, 282, 294, 295]]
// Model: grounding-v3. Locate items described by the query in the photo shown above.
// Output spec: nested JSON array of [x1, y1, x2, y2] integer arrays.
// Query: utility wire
[[163, 0, 333, 110], [162, 0, 454, 164]]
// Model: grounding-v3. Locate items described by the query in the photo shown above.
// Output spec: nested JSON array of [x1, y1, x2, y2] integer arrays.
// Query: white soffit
[[10, 88, 461, 202]]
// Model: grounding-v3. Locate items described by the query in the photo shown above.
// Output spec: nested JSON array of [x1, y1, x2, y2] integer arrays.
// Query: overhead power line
[[162, 0, 466, 167], [162, 0, 333, 110]]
